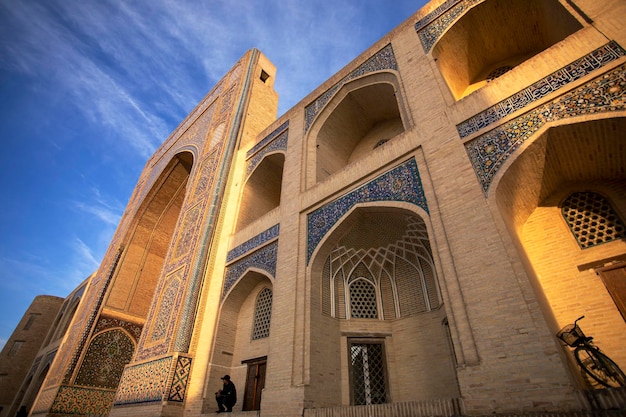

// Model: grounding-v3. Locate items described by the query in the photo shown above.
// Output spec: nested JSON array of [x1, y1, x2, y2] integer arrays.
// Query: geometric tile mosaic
[[226, 224, 280, 262], [223, 240, 278, 299], [246, 129, 288, 177], [113, 356, 172, 405], [465, 63, 626, 195], [307, 158, 429, 263], [305, 44, 398, 131], [457, 42, 626, 138], [168, 355, 192, 402], [414, 0, 460, 32], [415, 0, 481, 53], [247, 120, 289, 158], [74, 329, 135, 389], [51, 385, 116, 415]]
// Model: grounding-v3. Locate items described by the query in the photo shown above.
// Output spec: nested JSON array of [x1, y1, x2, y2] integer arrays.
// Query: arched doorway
[[495, 117, 626, 387], [308, 205, 459, 406]]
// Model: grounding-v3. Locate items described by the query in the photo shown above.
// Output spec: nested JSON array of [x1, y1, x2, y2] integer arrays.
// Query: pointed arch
[[432, 0, 582, 99], [236, 152, 285, 231], [494, 116, 626, 386], [74, 328, 136, 389], [306, 72, 409, 187], [105, 151, 194, 319], [308, 204, 459, 406], [206, 270, 274, 412]]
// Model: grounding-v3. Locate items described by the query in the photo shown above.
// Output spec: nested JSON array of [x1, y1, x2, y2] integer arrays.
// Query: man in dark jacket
[[215, 374, 237, 412]]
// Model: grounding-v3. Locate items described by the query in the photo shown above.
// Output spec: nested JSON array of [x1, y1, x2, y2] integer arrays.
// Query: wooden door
[[596, 262, 626, 322], [242, 357, 266, 411]]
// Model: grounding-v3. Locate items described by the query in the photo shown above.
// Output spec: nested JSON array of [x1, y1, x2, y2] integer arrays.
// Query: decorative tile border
[[246, 129, 288, 177], [307, 158, 428, 263], [226, 224, 280, 262], [414, 0, 461, 31], [457, 42, 626, 139], [305, 44, 398, 132], [114, 356, 172, 405], [223, 240, 278, 298], [415, 0, 482, 53], [465, 63, 626, 195], [168, 355, 192, 402], [247, 120, 289, 157], [51, 385, 116, 415]]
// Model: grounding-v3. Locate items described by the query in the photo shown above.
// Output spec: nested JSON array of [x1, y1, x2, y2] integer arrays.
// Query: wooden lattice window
[[562, 192, 626, 248], [252, 288, 272, 340], [486, 65, 513, 82], [349, 279, 378, 319]]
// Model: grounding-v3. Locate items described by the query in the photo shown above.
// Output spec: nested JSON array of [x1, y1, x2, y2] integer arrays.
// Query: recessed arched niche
[[433, 0, 582, 100], [235, 152, 285, 232], [105, 152, 194, 319], [308, 72, 407, 186]]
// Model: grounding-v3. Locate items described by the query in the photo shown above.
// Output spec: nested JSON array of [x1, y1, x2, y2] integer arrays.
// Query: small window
[[23, 313, 39, 330], [349, 279, 378, 319], [260, 70, 270, 83], [8, 341, 24, 356], [562, 191, 626, 248], [252, 288, 273, 340], [486, 65, 513, 82], [373, 139, 389, 149]]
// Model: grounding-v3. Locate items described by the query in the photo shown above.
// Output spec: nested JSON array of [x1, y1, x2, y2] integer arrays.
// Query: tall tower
[[29, 49, 278, 417]]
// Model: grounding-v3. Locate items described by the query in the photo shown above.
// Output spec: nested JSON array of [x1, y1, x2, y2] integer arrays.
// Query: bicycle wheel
[[574, 346, 626, 388]]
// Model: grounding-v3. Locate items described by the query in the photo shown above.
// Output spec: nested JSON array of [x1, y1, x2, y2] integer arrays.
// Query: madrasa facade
[[5, 0, 626, 416]]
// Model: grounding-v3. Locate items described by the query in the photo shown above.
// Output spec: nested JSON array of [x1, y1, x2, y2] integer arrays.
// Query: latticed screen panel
[[252, 288, 272, 340], [349, 280, 378, 319], [350, 342, 387, 405], [486, 65, 513, 82], [562, 192, 626, 249]]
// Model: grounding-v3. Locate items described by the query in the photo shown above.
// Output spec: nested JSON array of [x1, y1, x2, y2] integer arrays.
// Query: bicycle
[[557, 315, 626, 388]]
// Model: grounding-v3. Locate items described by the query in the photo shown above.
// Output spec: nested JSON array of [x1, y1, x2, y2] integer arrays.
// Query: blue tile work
[[414, 0, 460, 31], [223, 240, 278, 298], [57, 247, 124, 386], [465, 63, 626, 195], [246, 129, 288, 177], [305, 44, 398, 132], [226, 224, 280, 262], [457, 42, 626, 139], [114, 356, 173, 405], [51, 385, 116, 415], [415, 0, 482, 53], [247, 120, 289, 158], [307, 158, 428, 263], [168, 355, 192, 402], [74, 329, 135, 389], [135, 53, 255, 361], [150, 273, 182, 342]]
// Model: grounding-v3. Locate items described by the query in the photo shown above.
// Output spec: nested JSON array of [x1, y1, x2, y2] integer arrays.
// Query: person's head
[[221, 375, 230, 384]]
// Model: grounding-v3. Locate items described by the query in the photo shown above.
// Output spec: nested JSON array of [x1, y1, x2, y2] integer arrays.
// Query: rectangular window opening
[[349, 339, 388, 405], [260, 70, 270, 83]]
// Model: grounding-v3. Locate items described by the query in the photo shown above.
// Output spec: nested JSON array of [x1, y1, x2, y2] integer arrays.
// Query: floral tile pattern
[[465, 64, 626, 195], [51, 385, 116, 415], [457, 42, 625, 138], [247, 120, 289, 158], [307, 158, 428, 263], [226, 224, 280, 262], [415, 0, 482, 53], [305, 44, 398, 131], [113, 356, 172, 405], [223, 240, 278, 298]]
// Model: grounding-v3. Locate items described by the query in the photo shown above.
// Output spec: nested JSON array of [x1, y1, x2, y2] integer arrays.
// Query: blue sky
[[0, 0, 428, 349]]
